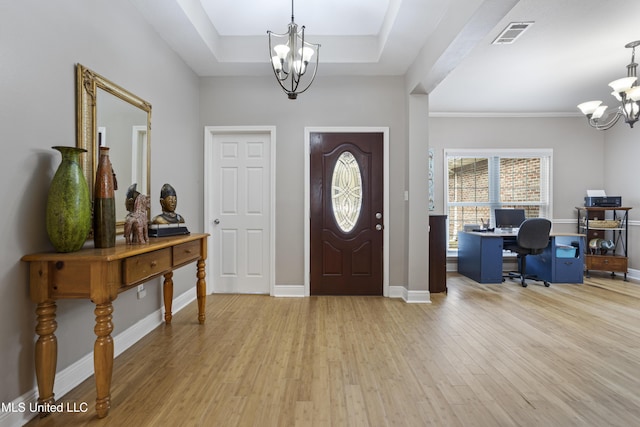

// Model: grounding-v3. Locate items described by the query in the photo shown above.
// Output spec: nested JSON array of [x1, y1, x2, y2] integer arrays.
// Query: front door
[[310, 132, 384, 295]]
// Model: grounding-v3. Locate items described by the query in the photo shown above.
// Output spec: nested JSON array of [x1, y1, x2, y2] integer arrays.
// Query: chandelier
[[577, 40, 640, 130], [267, 0, 320, 99]]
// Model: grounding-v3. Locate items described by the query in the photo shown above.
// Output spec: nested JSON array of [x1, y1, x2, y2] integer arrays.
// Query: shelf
[[579, 227, 625, 231], [576, 206, 631, 281]]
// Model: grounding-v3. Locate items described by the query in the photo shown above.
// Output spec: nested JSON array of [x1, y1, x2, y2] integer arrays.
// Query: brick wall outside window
[[447, 157, 543, 248]]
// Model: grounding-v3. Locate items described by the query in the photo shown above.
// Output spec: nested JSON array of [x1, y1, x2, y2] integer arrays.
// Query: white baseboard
[[389, 285, 431, 303], [403, 289, 432, 303], [272, 284, 306, 297], [590, 267, 640, 282], [388, 285, 406, 299], [271, 285, 432, 302], [2, 289, 196, 427]]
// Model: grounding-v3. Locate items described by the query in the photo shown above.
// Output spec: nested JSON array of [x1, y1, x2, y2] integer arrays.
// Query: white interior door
[[205, 128, 274, 294]]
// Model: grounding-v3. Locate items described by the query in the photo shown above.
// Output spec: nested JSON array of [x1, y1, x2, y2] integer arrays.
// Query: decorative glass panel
[[331, 151, 362, 233]]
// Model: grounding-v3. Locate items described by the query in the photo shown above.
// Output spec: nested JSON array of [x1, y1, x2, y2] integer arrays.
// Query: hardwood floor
[[25, 273, 640, 426]]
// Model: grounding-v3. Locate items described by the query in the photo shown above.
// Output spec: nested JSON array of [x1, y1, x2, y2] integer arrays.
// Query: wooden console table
[[21, 233, 209, 418]]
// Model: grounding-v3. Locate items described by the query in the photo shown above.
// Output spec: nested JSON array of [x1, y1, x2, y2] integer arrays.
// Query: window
[[331, 151, 363, 233], [445, 149, 552, 250]]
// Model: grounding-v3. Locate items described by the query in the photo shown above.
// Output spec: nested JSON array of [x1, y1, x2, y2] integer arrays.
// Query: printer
[[584, 196, 622, 207]]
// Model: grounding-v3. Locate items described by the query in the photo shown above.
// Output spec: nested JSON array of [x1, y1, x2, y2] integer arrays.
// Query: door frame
[[203, 126, 277, 295], [304, 127, 390, 297]]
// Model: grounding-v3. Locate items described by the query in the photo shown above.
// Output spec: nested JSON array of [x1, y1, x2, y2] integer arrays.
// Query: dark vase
[[94, 146, 116, 248], [46, 146, 91, 252]]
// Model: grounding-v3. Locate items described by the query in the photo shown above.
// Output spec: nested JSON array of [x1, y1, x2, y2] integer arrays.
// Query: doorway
[[204, 126, 276, 294], [304, 128, 390, 296]]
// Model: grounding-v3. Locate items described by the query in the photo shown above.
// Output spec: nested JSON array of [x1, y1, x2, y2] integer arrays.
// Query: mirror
[[76, 64, 151, 234]]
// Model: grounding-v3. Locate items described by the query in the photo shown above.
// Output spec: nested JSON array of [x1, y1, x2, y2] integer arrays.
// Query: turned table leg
[[34, 301, 57, 417], [197, 259, 206, 324], [94, 302, 114, 418], [163, 271, 174, 324]]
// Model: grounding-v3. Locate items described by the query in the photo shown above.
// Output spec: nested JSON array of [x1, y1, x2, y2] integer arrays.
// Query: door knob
[[376, 224, 383, 231], [375, 212, 382, 219], [214, 219, 220, 225]]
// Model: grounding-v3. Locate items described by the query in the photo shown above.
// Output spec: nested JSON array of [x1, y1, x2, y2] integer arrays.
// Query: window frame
[[444, 148, 553, 252]]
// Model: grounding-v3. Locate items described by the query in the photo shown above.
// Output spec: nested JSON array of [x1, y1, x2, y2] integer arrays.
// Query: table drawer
[[586, 255, 627, 272], [123, 248, 172, 285], [173, 240, 201, 266]]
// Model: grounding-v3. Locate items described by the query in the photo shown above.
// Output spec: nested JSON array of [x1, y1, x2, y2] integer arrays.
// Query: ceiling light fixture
[[267, 0, 320, 100], [577, 40, 640, 130]]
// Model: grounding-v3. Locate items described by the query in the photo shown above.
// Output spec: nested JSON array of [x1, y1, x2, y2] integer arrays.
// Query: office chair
[[503, 218, 552, 287]]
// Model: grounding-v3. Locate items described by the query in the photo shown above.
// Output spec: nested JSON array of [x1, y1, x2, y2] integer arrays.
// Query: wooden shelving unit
[[576, 206, 631, 280]]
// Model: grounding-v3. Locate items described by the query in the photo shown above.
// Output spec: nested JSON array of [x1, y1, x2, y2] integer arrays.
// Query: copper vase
[[94, 146, 116, 248]]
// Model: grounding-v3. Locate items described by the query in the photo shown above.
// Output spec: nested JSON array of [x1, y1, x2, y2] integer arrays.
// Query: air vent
[[492, 21, 534, 45]]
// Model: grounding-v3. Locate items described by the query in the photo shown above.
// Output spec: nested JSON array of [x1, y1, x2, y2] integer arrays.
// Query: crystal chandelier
[[577, 40, 640, 130], [267, 0, 320, 99]]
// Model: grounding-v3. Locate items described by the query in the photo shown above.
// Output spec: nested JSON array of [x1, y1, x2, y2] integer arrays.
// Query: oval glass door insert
[[331, 151, 362, 233]]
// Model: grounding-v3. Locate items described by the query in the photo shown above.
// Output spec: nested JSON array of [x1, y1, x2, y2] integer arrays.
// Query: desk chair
[[503, 218, 552, 287]]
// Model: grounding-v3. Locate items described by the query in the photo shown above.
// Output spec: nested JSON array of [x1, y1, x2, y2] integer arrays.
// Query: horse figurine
[[124, 194, 150, 244]]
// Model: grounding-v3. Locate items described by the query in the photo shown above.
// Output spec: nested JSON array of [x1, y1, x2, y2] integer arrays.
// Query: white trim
[[304, 127, 390, 297], [203, 126, 277, 296], [4, 289, 195, 427], [388, 285, 407, 299], [131, 125, 148, 194], [388, 285, 434, 303], [402, 289, 432, 303], [0, 390, 38, 427], [273, 284, 306, 297], [623, 268, 640, 282], [444, 147, 554, 158], [429, 112, 582, 118]]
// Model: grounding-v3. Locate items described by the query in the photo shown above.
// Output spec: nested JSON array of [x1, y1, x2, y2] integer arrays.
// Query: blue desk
[[457, 231, 584, 284]]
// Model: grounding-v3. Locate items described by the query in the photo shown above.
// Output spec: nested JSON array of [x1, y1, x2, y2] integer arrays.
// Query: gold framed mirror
[[76, 64, 152, 234]]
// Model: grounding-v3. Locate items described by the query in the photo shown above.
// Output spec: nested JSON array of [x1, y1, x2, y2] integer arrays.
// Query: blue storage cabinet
[[457, 232, 505, 283], [527, 235, 584, 283]]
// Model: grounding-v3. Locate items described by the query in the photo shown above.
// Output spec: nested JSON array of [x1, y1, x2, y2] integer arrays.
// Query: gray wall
[[199, 76, 409, 287], [429, 116, 606, 229], [2, 0, 200, 403]]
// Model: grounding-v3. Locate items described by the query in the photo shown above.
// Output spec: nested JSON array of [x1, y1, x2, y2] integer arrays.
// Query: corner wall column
[[407, 94, 431, 302]]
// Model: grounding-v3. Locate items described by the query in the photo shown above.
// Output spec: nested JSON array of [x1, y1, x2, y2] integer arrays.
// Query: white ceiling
[[131, 0, 640, 115]]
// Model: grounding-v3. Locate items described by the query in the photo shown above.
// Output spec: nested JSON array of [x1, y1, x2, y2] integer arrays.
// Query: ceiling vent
[[492, 21, 534, 45]]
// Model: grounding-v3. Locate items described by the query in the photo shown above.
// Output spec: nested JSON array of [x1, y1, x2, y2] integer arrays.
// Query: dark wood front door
[[310, 132, 384, 295]]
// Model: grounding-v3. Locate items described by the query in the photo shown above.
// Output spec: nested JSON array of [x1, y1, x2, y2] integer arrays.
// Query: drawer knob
[[185, 249, 192, 254], [150, 261, 157, 267]]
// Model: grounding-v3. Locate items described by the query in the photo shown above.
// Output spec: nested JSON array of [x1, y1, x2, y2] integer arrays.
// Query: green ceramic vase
[[46, 146, 91, 252]]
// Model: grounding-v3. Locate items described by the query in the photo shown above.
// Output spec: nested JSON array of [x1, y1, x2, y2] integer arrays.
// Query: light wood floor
[[26, 273, 640, 426]]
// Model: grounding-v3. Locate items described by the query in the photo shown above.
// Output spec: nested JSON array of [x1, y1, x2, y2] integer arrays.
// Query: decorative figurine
[[125, 183, 141, 213], [148, 183, 190, 237], [151, 183, 185, 224], [124, 194, 150, 244]]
